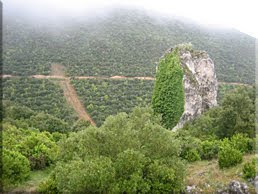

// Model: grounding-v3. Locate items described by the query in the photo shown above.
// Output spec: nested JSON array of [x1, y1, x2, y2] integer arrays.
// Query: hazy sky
[[4, 0, 258, 38]]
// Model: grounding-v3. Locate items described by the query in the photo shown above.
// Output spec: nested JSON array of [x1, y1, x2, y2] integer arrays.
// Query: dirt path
[[218, 81, 252, 87], [1, 74, 251, 85], [59, 80, 96, 126], [50, 64, 96, 126]]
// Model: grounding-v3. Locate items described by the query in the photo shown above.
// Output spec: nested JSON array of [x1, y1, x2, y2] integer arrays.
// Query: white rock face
[[172, 48, 218, 130]]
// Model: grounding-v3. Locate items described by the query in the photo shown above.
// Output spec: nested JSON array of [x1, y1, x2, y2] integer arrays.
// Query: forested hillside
[[2, 78, 79, 132], [71, 79, 154, 126], [3, 86, 256, 193], [4, 8, 255, 84]]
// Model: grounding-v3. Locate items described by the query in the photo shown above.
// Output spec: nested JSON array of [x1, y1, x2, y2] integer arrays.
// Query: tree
[[2, 150, 30, 187], [216, 87, 255, 138]]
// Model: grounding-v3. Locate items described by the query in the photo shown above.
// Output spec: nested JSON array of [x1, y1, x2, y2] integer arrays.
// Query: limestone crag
[[171, 45, 218, 130]]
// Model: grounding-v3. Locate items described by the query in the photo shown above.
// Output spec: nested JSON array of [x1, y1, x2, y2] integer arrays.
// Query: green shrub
[[51, 132, 67, 142], [112, 149, 150, 193], [230, 133, 254, 153], [216, 87, 255, 138], [21, 132, 59, 170], [178, 134, 202, 162], [184, 149, 201, 162], [201, 140, 219, 160], [146, 158, 185, 193], [3, 124, 59, 170], [37, 174, 58, 194], [218, 139, 243, 168], [46, 107, 186, 193], [55, 157, 115, 193], [242, 159, 256, 179], [152, 48, 184, 129], [71, 119, 91, 131], [30, 112, 69, 133], [2, 149, 30, 187]]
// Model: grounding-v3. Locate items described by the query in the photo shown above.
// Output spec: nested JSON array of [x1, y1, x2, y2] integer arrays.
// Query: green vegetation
[[217, 83, 241, 104], [242, 159, 256, 180], [152, 48, 184, 129], [2, 84, 256, 192], [2, 10, 256, 191], [2, 76, 250, 130], [71, 79, 154, 126], [4, 8, 255, 84], [200, 139, 219, 160], [186, 155, 256, 193], [218, 139, 243, 168], [3, 78, 78, 131], [2, 149, 30, 187], [3, 102, 71, 133], [182, 87, 255, 139], [2, 123, 61, 190], [216, 87, 255, 138], [40, 107, 186, 193], [9, 168, 52, 193], [178, 86, 255, 170]]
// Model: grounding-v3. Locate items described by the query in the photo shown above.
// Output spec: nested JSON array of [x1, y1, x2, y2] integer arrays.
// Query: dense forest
[[2, 78, 80, 132], [4, 8, 256, 84], [71, 79, 154, 126], [2, 76, 249, 128]]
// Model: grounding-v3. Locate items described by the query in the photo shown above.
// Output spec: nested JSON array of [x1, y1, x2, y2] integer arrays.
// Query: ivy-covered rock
[[152, 48, 184, 129], [152, 44, 218, 130]]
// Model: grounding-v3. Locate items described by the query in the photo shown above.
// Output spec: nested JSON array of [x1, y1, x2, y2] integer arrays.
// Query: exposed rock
[[186, 185, 202, 194], [249, 175, 258, 188], [216, 181, 249, 194], [169, 44, 218, 130], [228, 180, 249, 194], [253, 176, 258, 190], [216, 189, 229, 194]]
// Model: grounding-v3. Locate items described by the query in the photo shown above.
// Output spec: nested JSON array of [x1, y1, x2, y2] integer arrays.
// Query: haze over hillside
[[4, 4, 256, 84], [4, 6, 256, 84]]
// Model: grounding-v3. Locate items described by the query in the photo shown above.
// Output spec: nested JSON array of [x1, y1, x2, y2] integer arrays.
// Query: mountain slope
[[3, 8, 256, 84]]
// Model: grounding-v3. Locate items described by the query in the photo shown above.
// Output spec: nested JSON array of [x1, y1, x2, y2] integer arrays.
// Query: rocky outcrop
[[217, 180, 249, 194], [171, 45, 218, 130]]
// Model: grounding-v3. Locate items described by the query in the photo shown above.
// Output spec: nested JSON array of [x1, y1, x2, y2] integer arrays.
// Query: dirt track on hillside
[[59, 80, 96, 126], [30, 75, 155, 80], [51, 64, 96, 126], [2, 66, 252, 126], [2, 74, 251, 86]]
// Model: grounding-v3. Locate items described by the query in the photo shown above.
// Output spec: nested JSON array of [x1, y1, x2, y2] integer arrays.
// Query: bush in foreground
[[200, 139, 219, 160], [2, 149, 30, 187], [42, 107, 186, 193], [218, 139, 243, 168], [230, 133, 255, 153], [242, 159, 256, 180]]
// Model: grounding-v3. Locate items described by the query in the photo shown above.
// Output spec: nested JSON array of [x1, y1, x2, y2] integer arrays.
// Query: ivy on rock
[[152, 48, 184, 129]]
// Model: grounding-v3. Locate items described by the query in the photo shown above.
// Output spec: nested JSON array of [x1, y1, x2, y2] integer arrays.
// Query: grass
[[9, 167, 52, 193], [186, 154, 257, 193]]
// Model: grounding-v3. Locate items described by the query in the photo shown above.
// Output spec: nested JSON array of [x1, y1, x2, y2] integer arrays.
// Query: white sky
[[4, 0, 258, 38]]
